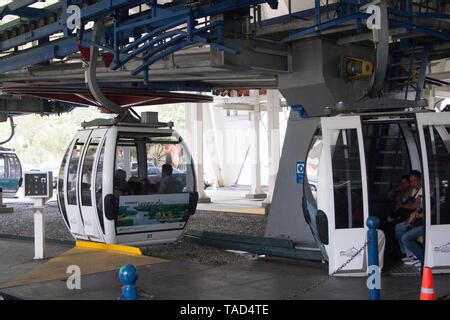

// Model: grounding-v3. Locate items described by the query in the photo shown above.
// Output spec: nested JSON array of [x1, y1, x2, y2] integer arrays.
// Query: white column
[[263, 90, 281, 206], [246, 91, 266, 200], [33, 198, 45, 260], [427, 86, 436, 110], [188, 103, 211, 203]]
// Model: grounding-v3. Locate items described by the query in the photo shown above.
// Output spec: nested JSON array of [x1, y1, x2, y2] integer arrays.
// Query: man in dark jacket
[[159, 164, 183, 194]]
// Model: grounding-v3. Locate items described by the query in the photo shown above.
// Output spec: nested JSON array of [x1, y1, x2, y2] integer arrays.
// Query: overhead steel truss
[[0, 0, 449, 97]]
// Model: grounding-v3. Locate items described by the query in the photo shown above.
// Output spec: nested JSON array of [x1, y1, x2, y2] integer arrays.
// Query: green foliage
[[0, 104, 186, 171], [139, 104, 187, 137], [0, 107, 111, 170]]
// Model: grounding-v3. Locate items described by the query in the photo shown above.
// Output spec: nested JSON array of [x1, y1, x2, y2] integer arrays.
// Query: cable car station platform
[[0, 233, 450, 300]]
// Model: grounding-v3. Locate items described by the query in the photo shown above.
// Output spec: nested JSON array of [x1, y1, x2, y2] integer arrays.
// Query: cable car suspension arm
[[0, 116, 16, 146], [86, 19, 139, 122]]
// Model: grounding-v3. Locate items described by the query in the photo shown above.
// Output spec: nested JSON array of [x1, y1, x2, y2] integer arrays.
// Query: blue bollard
[[366, 216, 381, 300], [119, 264, 139, 300]]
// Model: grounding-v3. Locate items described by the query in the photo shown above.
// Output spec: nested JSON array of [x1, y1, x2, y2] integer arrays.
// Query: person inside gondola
[[379, 172, 416, 262], [392, 170, 423, 222], [114, 169, 129, 196], [394, 170, 424, 263], [388, 175, 412, 213], [127, 176, 142, 195], [159, 164, 183, 194]]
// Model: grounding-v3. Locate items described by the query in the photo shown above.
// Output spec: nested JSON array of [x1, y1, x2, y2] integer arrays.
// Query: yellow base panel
[[0, 247, 167, 289], [75, 240, 142, 256], [204, 207, 266, 216]]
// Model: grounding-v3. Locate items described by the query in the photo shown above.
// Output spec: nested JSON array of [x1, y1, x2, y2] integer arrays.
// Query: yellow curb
[[75, 240, 142, 256]]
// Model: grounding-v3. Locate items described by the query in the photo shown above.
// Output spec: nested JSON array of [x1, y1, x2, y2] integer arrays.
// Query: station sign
[[296, 161, 305, 184]]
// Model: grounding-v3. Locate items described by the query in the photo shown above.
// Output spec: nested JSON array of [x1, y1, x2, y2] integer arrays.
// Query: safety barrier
[[367, 216, 381, 300], [119, 264, 139, 300]]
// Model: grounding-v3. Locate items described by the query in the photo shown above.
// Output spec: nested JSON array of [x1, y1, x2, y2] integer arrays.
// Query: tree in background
[[0, 104, 186, 171]]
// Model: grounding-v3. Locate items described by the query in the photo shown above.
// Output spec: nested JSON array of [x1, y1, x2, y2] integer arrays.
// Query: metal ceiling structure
[[0, 0, 449, 116]]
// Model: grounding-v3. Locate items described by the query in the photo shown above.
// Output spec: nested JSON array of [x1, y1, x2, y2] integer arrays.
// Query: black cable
[[129, 107, 142, 120]]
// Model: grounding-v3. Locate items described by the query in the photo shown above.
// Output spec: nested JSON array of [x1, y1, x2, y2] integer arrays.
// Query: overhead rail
[[0, 0, 449, 96]]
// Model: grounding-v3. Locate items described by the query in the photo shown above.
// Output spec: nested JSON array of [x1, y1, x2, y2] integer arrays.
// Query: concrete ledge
[[197, 197, 211, 204], [245, 193, 267, 200]]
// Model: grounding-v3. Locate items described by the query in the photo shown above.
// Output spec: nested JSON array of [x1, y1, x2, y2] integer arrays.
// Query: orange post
[[420, 267, 437, 300]]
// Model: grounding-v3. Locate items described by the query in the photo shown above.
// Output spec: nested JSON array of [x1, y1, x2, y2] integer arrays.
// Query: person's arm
[[400, 195, 422, 210], [405, 210, 419, 226]]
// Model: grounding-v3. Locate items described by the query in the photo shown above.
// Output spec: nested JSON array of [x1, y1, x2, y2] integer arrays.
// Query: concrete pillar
[[186, 103, 211, 203], [427, 86, 437, 110], [246, 91, 266, 200], [263, 90, 281, 208]]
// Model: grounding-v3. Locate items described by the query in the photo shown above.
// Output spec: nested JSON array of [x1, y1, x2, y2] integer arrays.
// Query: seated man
[[391, 170, 423, 222], [388, 175, 412, 212], [159, 164, 183, 194], [400, 208, 424, 269]]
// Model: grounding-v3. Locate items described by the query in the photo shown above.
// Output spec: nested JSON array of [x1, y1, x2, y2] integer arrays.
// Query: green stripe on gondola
[[0, 178, 19, 192]]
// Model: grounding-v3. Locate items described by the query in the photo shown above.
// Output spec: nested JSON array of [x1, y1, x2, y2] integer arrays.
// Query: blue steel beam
[[0, 0, 143, 52], [0, 0, 37, 19], [0, 32, 93, 74], [389, 19, 450, 41], [114, 0, 278, 33], [288, 12, 369, 42], [287, 10, 450, 43], [111, 0, 276, 75], [0, 0, 275, 74]]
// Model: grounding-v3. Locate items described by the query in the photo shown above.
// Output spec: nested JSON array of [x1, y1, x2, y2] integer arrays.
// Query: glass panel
[[114, 132, 194, 234], [306, 131, 323, 203], [81, 138, 100, 206], [95, 142, 105, 232], [114, 133, 195, 196], [147, 142, 193, 194], [363, 123, 411, 216], [115, 140, 138, 196], [424, 126, 450, 225], [67, 139, 85, 205], [58, 147, 70, 222], [332, 129, 364, 229], [8, 156, 21, 179], [0, 155, 5, 178]]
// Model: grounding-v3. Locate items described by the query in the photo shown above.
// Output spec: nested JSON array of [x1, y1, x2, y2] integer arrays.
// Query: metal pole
[[33, 198, 45, 260], [367, 216, 380, 300]]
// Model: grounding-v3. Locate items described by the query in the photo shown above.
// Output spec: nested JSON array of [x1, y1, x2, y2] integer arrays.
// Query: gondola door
[[320, 116, 369, 276], [416, 112, 450, 273], [64, 131, 90, 240], [78, 129, 107, 242]]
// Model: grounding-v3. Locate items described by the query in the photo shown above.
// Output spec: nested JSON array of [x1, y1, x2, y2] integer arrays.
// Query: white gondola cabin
[[303, 111, 450, 275], [57, 117, 198, 246]]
